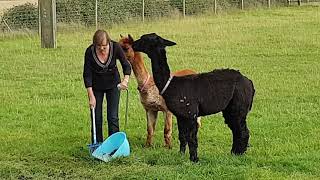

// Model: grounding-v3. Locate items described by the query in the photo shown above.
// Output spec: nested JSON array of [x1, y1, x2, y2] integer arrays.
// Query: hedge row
[[0, 0, 287, 31]]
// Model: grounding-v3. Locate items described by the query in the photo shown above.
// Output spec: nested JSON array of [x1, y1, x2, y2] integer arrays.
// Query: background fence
[[0, 0, 319, 49], [2, 0, 314, 34]]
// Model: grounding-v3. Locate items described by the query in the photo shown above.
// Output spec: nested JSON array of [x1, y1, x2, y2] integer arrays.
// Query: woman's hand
[[86, 87, 96, 109], [117, 80, 128, 90], [117, 75, 129, 90], [89, 95, 96, 109]]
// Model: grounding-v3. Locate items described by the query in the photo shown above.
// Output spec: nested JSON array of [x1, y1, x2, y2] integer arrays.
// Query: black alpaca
[[132, 33, 255, 162]]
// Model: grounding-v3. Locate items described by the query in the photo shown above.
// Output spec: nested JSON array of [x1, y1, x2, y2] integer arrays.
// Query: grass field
[[0, 6, 320, 179]]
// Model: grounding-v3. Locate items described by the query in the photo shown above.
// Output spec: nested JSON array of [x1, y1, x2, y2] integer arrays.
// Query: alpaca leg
[[223, 111, 249, 155], [237, 119, 250, 153], [146, 110, 158, 147], [231, 117, 249, 155], [177, 117, 187, 154], [188, 119, 199, 162], [163, 111, 173, 148]]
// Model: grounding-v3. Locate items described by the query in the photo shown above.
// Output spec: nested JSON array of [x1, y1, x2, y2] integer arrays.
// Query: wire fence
[[0, 0, 319, 34], [0, 0, 296, 32]]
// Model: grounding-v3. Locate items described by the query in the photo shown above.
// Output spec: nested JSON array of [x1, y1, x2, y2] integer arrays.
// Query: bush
[[56, 0, 142, 26], [56, 0, 178, 26], [56, 0, 95, 25], [185, 0, 215, 15], [144, 0, 176, 17], [0, 0, 288, 31], [97, 0, 140, 25], [1, 3, 38, 30]]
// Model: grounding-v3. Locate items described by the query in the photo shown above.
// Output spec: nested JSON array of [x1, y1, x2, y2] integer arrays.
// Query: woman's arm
[[83, 48, 96, 107], [86, 87, 96, 108], [115, 42, 131, 76], [115, 42, 131, 90], [83, 48, 93, 88]]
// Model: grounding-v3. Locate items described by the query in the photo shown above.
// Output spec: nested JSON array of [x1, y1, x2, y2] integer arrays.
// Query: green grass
[[1, 6, 320, 179]]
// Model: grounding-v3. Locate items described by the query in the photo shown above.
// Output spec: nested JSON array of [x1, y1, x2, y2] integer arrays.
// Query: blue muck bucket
[[92, 132, 130, 162], [88, 89, 130, 162]]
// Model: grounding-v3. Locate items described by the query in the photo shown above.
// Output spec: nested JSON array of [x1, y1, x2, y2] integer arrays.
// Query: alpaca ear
[[162, 39, 176, 47], [128, 34, 134, 43]]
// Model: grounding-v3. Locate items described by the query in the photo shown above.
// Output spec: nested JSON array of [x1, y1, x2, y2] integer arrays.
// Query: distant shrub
[[185, 0, 216, 15], [56, 0, 177, 26], [97, 0, 140, 25], [1, 3, 38, 30], [144, 0, 176, 17], [168, 0, 234, 15], [56, 0, 95, 25], [0, 0, 289, 31]]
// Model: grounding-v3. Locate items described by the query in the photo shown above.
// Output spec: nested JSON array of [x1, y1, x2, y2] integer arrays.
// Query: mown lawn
[[0, 6, 319, 179]]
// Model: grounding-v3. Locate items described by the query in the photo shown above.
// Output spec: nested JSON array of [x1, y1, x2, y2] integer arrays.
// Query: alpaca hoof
[[190, 155, 199, 162], [164, 144, 172, 149], [179, 147, 186, 154], [231, 147, 246, 155], [231, 151, 244, 155], [145, 142, 152, 148]]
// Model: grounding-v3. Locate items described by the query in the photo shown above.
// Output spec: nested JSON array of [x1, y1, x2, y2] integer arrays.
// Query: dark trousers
[[91, 87, 120, 143]]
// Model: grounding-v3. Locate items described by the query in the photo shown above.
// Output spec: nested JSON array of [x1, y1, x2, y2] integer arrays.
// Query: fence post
[[241, 0, 244, 10], [183, 0, 186, 17], [142, 0, 145, 22], [214, 0, 217, 14], [95, 0, 98, 30], [39, 0, 56, 48], [268, 0, 271, 8]]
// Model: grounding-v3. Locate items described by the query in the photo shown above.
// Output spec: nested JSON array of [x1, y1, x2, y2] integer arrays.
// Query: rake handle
[[91, 107, 97, 145], [124, 89, 129, 131]]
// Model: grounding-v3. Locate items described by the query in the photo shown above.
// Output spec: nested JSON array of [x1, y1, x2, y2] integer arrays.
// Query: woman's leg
[[92, 90, 104, 143], [105, 87, 120, 136]]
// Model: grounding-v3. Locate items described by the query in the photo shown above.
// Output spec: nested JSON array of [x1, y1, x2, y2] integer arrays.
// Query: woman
[[83, 29, 131, 144]]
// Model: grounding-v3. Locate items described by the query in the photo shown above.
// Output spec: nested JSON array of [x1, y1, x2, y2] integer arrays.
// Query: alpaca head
[[119, 34, 135, 63], [132, 33, 176, 55]]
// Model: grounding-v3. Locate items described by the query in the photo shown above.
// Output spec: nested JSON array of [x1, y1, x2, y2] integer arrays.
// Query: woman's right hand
[[89, 95, 96, 109], [86, 87, 96, 109]]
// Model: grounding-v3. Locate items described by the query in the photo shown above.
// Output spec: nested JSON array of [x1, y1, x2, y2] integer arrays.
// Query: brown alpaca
[[119, 34, 199, 148]]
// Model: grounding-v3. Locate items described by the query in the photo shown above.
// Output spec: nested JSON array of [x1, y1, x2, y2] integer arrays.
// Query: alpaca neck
[[131, 52, 150, 86], [148, 48, 171, 92]]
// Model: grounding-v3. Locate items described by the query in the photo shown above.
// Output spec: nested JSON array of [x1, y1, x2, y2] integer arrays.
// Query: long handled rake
[[88, 107, 100, 154], [88, 89, 130, 159]]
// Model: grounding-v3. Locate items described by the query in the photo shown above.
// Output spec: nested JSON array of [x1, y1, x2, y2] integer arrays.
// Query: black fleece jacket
[[83, 41, 131, 90]]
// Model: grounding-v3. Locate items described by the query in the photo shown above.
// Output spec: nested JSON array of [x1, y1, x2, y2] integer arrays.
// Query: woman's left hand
[[117, 80, 128, 90], [117, 75, 130, 90]]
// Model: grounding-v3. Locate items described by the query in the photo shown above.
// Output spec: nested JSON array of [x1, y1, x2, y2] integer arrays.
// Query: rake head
[[88, 143, 101, 154]]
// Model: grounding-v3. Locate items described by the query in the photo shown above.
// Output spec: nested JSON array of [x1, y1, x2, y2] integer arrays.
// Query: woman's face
[[96, 38, 108, 55]]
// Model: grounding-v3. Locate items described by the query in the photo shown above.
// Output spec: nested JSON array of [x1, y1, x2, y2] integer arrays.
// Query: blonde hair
[[92, 29, 111, 45]]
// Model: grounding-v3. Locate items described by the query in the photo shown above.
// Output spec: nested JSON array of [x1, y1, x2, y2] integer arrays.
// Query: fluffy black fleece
[[133, 33, 255, 162]]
